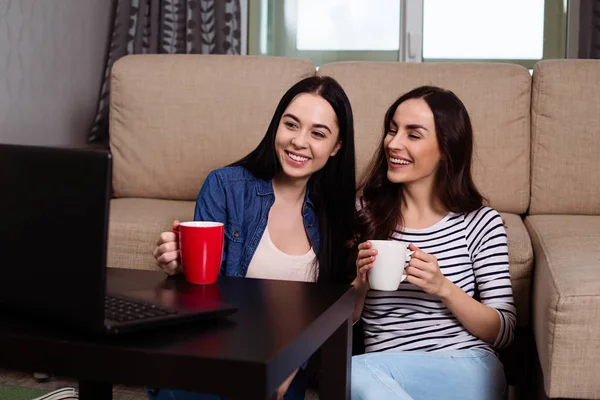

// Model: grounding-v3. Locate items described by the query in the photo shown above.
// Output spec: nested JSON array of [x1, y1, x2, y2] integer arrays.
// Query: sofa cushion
[[525, 215, 600, 399], [109, 54, 316, 200], [317, 62, 532, 214], [530, 59, 600, 215], [501, 213, 534, 327], [107, 198, 195, 270]]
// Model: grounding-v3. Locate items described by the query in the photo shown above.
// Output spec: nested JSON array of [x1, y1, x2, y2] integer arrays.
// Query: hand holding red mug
[[153, 220, 182, 275]]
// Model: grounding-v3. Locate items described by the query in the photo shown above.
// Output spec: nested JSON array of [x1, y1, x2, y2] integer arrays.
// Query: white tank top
[[246, 227, 318, 283]]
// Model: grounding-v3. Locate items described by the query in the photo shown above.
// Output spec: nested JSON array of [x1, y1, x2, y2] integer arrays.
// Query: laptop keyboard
[[104, 295, 178, 323]]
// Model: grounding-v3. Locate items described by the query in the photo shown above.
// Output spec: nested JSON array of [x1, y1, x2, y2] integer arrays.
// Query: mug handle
[[400, 250, 415, 283]]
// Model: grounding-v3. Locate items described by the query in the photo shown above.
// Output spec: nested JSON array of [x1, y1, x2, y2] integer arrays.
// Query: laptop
[[0, 143, 236, 334]]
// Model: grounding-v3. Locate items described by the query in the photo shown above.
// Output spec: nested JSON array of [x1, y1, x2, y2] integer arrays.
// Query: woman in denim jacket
[[150, 75, 357, 400]]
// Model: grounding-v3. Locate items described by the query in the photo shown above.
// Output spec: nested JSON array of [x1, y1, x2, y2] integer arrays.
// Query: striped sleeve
[[467, 207, 516, 349]]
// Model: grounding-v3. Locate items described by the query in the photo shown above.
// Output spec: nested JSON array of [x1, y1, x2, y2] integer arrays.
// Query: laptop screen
[[0, 144, 112, 331]]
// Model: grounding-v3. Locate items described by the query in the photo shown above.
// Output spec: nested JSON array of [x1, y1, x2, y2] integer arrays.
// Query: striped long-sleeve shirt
[[362, 207, 516, 354]]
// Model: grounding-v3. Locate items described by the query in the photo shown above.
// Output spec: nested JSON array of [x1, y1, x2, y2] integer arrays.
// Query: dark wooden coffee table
[[0, 269, 354, 399]]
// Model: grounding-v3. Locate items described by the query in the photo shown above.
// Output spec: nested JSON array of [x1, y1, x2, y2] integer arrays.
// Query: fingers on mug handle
[[405, 250, 414, 268], [358, 241, 371, 250]]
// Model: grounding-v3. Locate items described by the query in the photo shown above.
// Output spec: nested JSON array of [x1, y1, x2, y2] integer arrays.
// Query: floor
[[0, 369, 321, 399], [0, 368, 523, 400], [0, 368, 147, 400]]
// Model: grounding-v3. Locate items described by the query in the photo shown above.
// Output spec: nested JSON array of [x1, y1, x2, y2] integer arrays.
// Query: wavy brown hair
[[352, 86, 485, 247]]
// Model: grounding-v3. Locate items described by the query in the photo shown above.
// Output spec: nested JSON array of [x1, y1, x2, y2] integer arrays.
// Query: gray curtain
[[579, 0, 600, 58], [88, 0, 242, 144]]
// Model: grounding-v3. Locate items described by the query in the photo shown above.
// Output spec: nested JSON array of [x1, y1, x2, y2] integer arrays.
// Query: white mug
[[368, 240, 414, 291]]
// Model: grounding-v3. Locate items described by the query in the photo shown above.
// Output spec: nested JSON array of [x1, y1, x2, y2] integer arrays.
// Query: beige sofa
[[107, 55, 600, 399]]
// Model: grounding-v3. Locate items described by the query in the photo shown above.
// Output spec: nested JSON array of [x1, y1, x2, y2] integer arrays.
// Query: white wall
[[0, 0, 112, 146]]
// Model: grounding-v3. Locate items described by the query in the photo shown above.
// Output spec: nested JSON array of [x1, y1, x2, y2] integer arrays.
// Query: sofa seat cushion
[[108, 198, 195, 270], [501, 213, 534, 327], [525, 215, 600, 399]]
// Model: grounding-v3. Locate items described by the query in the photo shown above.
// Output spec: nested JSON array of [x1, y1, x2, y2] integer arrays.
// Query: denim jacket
[[193, 166, 320, 278]]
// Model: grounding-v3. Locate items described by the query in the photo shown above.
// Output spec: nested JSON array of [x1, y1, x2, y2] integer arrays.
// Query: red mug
[[177, 221, 224, 285]]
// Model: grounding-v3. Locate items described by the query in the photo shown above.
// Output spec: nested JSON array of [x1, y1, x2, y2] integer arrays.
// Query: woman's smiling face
[[384, 98, 442, 186], [275, 93, 342, 183]]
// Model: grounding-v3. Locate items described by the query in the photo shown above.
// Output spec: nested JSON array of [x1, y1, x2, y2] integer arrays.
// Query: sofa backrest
[[109, 54, 316, 200], [110, 56, 538, 214], [318, 62, 532, 214], [530, 59, 600, 215]]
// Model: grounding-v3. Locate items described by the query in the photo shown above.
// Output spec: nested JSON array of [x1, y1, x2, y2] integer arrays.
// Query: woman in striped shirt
[[351, 86, 515, 400]]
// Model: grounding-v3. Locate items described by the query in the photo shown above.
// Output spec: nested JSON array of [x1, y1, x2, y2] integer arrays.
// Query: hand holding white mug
[[405, 243, 449, 297], [355, 241, 378, 292], [152, 220, 182, 275]]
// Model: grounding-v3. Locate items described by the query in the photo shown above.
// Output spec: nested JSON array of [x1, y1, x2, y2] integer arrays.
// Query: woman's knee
[[479, 352, 507, 399], [146, 388, 172, 400], [284, 368, 307, 400], [351, 355, 378, 398]]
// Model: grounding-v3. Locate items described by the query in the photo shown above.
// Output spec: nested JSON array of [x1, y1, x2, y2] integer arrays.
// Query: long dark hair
[[231, 76, 356, 284], [354, 85, 484, 244]]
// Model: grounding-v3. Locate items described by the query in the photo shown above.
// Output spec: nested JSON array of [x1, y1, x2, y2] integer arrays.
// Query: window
[[422, 0, 567, 69], [296, 0, 400, 51], [423, 0, 545, 59], [249, 0, 568, 68], [249, 0, 403, 65]]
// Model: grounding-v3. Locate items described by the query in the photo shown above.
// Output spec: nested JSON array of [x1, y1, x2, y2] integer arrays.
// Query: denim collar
[[255, 178, 315, 209]]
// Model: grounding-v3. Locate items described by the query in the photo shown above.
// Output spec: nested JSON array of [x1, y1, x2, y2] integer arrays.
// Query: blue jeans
[[351, 349, 505, 400], [146, 368, 307, 400]]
